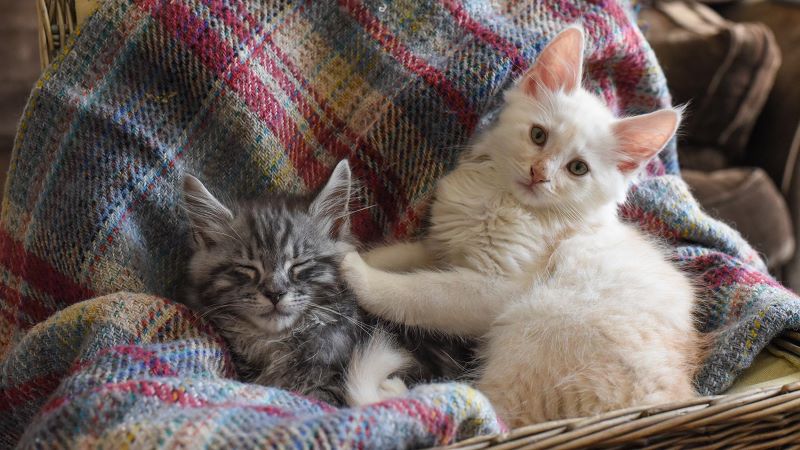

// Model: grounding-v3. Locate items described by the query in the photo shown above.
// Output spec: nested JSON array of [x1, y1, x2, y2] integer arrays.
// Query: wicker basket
[[36, 1, 800, 448], [440, 336, 800, 449], [35, 0, 98, 69], [445, 380, 800, 449]]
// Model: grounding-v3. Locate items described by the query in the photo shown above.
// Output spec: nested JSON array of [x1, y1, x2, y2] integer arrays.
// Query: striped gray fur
[[181, 160, 471, 406]]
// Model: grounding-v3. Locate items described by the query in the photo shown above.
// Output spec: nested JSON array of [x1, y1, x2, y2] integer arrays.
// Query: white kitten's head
[[481, 26, 680, 213]]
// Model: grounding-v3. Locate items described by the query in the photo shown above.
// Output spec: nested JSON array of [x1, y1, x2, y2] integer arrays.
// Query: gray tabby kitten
[[182, 161, 467, 406]]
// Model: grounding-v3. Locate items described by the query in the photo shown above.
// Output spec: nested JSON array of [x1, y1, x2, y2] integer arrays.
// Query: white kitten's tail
[[345, 331, 412, 406]]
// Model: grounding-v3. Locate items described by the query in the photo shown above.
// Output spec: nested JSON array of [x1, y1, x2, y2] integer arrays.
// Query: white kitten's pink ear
[[523, 26, 585, 97], [613, 109, 681, 173]]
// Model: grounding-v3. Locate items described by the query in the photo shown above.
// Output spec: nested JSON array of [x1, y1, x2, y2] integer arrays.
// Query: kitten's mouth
[[258, 309, 293, 319], [250, 308, 298, 334], [517, 179, 550, 191]]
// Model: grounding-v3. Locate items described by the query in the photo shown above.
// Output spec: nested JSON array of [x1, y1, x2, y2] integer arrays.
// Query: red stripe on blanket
[[41, 379, 299, 416], [439, 0, 527, 72], [256, 39, 396, 237], [684, 253, 783, 290], [618, 205, 681, 241], [255, 10, 424, 239], [200, 0, 251, 41], [384, 397, 458, 440], [578, 2, 649, 113], [43, 380, 206, 412], [0, 280, 20, 331], [154, 0, 416, 239], [89, 1, 251, 275], [201, 3, 389, 228], [110, 346, 179, 376], [339, 0, 479, 131], [150, 0, 328, 190], [0, 229, 94, 306], [0, 373, 63, 411], [228, 0, 424, 239], [0, 282, 54, 325], [260, 37, 417, 239], [0, 346, 179, 411]]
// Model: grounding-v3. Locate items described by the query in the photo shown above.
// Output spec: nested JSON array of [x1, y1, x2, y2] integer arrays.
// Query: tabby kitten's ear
[[182, 174, 234, 248], [309, 160, 352, 239]]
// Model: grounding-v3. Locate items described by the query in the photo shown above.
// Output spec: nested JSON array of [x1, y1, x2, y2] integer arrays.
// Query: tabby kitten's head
[[182, 160, 355, 337]]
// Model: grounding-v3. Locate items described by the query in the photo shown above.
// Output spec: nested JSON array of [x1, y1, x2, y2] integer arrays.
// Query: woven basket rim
[[36, 0, 96, 69], [441, 379, 800, 449]]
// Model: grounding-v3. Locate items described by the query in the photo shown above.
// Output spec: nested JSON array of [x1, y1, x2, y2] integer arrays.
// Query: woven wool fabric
[[2, 294, 500, 448], [1, 0, 799, 448]]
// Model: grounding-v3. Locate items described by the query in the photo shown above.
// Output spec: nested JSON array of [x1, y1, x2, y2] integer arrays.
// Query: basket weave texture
[[447, 379, 800, 449], [36, 0, 97, 68]]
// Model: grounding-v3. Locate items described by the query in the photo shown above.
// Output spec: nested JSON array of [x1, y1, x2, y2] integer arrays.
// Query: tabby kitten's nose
[[265, 291, 287, 305]]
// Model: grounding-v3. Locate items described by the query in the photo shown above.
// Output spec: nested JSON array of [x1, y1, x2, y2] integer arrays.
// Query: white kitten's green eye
[[234, 265, 258, 281], [530, 125, 548, 146], [567, 159, 590, 176]]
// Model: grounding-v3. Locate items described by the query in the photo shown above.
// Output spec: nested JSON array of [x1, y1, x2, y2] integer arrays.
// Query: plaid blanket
[[2, 0, 799, 448], [3, 293, 499, 448]]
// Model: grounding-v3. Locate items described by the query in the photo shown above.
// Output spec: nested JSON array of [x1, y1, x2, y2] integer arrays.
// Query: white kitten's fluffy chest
[[426, 166, 551, 275]]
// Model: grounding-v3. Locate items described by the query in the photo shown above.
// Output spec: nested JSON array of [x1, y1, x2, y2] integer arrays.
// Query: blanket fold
[[1, 0, 798, 448], [4, 294, 499, 449]]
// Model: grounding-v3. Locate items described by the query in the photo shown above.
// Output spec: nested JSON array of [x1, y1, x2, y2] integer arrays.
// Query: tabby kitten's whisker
[[181, 162, 473, 407]]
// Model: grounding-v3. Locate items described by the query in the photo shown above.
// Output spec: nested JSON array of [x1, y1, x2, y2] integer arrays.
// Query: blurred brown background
[[0, 0, 39, 196]]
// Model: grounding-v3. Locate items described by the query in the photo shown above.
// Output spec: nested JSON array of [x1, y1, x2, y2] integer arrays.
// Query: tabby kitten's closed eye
[[181, 160, 470, 406]]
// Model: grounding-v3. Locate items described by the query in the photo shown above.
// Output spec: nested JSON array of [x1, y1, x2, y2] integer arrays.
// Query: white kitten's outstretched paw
[[342, 251, 372, 298], [341, 252, 393, 318]]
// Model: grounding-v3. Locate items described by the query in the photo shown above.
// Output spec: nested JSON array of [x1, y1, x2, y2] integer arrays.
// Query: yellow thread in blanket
[[745, 310, 767, 350]]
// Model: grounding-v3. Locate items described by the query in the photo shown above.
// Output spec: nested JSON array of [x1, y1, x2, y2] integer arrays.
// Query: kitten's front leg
[[363, 241, 433, 272], [342, 252, 512, 336]]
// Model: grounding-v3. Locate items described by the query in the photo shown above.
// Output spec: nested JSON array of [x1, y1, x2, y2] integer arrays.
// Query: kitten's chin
[[251, 312, 299, 336], [511, 181, 555, 208]]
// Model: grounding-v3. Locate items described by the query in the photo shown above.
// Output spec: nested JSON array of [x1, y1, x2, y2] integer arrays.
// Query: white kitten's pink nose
[[530, 163, 550, 184]]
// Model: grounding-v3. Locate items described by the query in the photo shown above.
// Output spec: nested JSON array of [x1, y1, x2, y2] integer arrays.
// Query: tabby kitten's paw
[[378, 376, 408, 400]]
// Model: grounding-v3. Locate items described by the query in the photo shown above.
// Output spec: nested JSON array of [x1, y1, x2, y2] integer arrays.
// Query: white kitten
[[342, 26, 702, 426]]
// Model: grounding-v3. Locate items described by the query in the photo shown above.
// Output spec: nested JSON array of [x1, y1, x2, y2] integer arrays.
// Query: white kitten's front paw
[[342, 252, 392, 318], [341, 251, 371, 297]]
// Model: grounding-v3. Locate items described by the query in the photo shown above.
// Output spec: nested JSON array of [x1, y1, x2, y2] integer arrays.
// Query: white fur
[[345, 331, 412, 406], [342, 27, 698, 426]]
